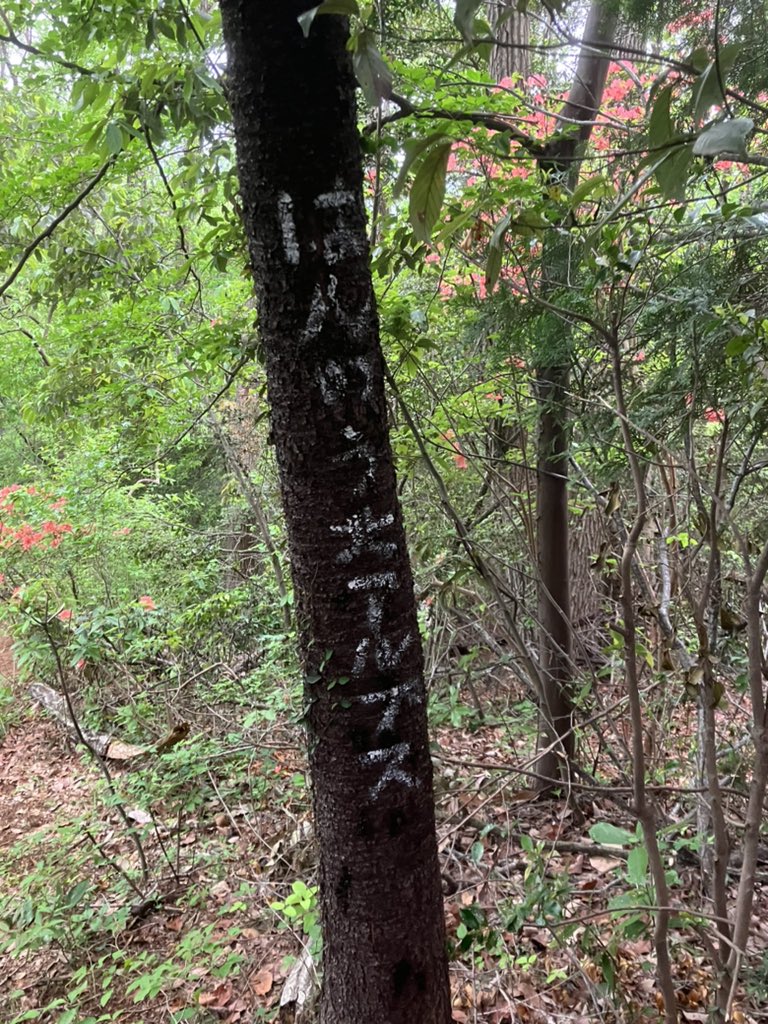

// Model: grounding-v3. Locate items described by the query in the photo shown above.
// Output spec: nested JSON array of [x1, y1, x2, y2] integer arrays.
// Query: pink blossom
[[441, 430, 468, 470], [57, 609, 72, 622], [703, 408, 725, 424], [138, 595, 156, 610]]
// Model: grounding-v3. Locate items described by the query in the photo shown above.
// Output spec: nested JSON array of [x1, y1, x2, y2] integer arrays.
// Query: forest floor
[[1, 640, 768, 1024]]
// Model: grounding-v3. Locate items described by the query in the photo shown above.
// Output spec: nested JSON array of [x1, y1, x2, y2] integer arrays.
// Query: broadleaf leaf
[[589, 822, 636, 847], [297, 6, 321, 37], [409, 141, 452, 243], [353, 33, 393, 105], [105, 122, 124, 155], [393, 134, 449, 198], [454, 0, 484, 43], [693, 117, 754, 158], [648, 85, 674, 150], [627, 844, 649, 886]]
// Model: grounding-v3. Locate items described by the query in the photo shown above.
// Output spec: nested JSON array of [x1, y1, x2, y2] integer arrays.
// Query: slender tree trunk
[[534, 1, 617, 788], [219, 4, 450, 1022], [535, 353, 573, 785], [488, 1, 530, 82]]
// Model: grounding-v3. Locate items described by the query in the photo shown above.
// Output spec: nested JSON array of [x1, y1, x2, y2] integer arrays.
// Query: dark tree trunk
[[535, 357, 574, 785], [218, 4, 450, 1023], [488, 1, 531, 82], [534, 1, 617, 788]]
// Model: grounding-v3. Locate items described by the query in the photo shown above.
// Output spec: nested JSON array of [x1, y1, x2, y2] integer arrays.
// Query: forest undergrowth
[[2, 632, 768, 1024]]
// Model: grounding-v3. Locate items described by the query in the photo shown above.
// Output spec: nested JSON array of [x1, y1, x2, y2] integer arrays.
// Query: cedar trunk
[[488, 1, 531, 82], [219, 4, 450, 1023]]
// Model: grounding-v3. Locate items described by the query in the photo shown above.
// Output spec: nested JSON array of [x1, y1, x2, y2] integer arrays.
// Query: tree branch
[[0, 21, 97, 76], [370, 90, 542, 152], [0, 158, 115, 300]]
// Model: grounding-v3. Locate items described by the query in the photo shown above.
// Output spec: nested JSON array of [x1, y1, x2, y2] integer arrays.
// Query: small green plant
[[744, 948, 768, 1004], [503, 835, 572, 934], [590, 821, 681, 941], [271, 880, 321, 955], [430, 682, 481, 729], [453, 902, 505, 964], [0, 680, 21, 738]]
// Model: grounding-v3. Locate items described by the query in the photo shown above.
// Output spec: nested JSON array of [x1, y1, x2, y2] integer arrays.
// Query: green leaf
[[654, 143, 693, 201], [71, 78, 99, 113], [297, 6, 321, 37], [488, 213, 512, 251], [485, 245, 502, 292], [454, 0, 484, 43], [648, 85, 674, 150], [157, 18, 176, 41], [692, 63, 721, 126], [725, 334, 750, 357], [570, 175, 611, 207], [485, 211, 511, 289], [693, 117, 754, 158], [687, 46, 709, 72], [140, 65, 158, 96], [513, 209, 549, 233], [589, 822, 636, 847], [434, 207, 474, 245], [66, 880, 91, 907], [409, 141, 452, 243], [299, 0, 359, 38], [393, 134, 449, 197], [105, 122, 124, 155], [353, 33, 393, 105], [627, 844, 649, 886], [691, 45, 740, 126]]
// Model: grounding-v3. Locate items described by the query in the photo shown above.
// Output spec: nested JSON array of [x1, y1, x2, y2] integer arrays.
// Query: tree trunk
[[535, 355, 574, 785], [218, 4, 451, 1023], [534, 0, 617, 788], [488, 1, 530, 82]]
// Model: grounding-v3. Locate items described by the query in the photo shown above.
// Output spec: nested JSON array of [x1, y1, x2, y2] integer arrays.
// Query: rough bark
[[534, 1, 617, 788], [218, 4, 450, 1023], [488, 1, 530, 82]]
